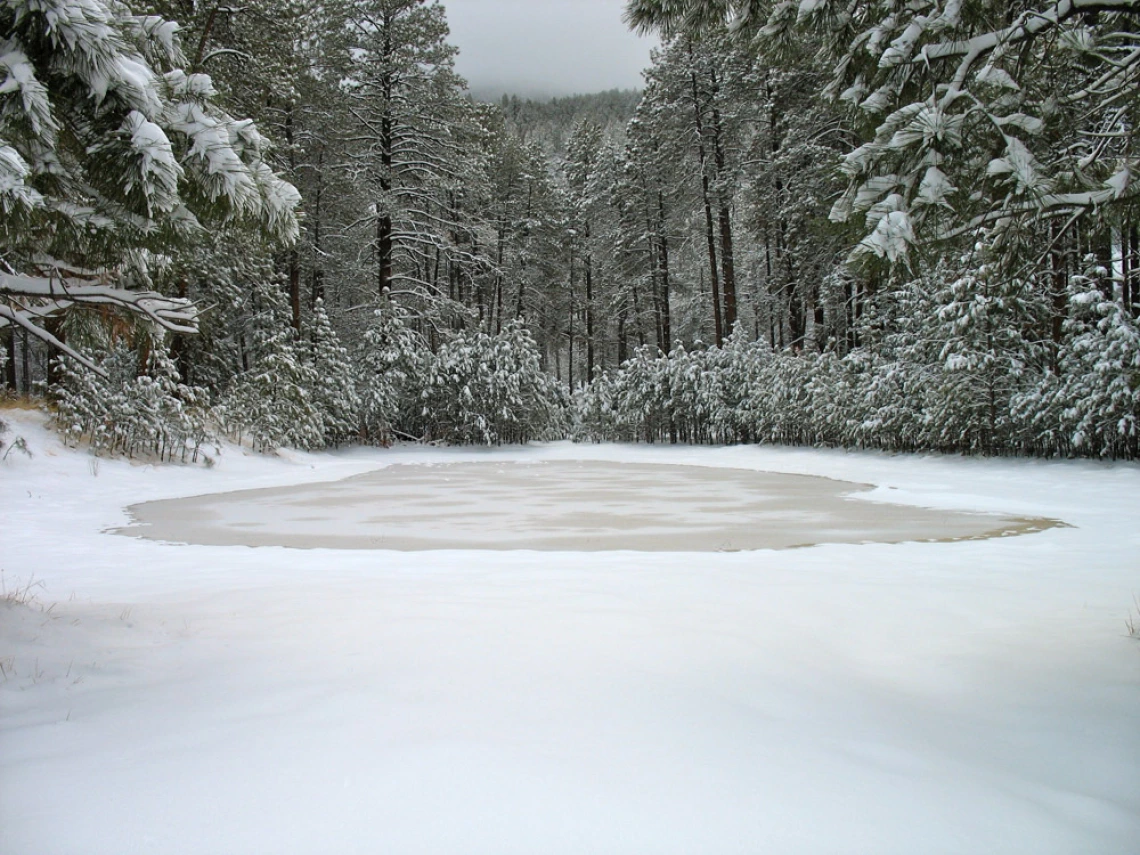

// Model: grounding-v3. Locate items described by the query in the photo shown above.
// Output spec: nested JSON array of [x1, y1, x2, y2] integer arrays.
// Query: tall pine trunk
[[709, 67, 737, 337], [283, 102, 301, 330], [3, 330, 16, 392], [585, 240, 595, 380], [688, 45, 722, 346], [377, 20, 394, 299], [310, 146, 325, 307], [657, 191, 672, 352]]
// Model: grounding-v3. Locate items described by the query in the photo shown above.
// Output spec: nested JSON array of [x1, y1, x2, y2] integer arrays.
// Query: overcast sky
[[444, 0, 656, 99]]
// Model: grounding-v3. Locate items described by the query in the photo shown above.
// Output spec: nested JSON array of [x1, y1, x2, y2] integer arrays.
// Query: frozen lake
[[117, 460, 1056, 551]]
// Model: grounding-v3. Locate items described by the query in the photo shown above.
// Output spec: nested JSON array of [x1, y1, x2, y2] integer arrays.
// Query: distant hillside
[[493, 89, 642, 157]]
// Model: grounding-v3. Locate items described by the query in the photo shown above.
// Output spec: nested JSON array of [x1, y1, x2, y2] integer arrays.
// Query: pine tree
[[217, 281, 323, 451], [0, 0, 300, 371], [1044, 261, 1140, 457], [420, 321, 566, 445], [52, 335, 212, 461], [566, 121, 606, 384], [356, 300, 426, 444], [302, 299, 360, 447], [339, 0, 488, 326]]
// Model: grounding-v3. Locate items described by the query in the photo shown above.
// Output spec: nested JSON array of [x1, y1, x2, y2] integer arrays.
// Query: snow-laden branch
[[0, 303, 108, 377], [0, 272, 199, 334], [918, 0, 1140, 64], [1, 271, 200, 374]]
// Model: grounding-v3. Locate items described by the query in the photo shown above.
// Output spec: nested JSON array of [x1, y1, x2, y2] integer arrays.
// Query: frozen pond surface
[[117, 461, 1056, 551]]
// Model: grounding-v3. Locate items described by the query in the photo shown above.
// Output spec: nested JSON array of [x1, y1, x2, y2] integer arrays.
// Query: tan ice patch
[[114, 461, 1061, 552]]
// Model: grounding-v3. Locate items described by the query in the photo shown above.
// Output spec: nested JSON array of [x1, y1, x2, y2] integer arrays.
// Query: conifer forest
[[4, 0, 1140, 459]]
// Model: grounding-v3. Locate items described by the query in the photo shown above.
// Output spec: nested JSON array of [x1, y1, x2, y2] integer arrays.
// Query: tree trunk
[[1050, 221, 1067, 358], [651, 247, 664, 353], [566, 245, 575, 386], [585, 244, 595, 380], [44, 317, 65, 387], [495, 264, 504, 333], [657, 191, 672, 352], [377, 20, 395, 299], [20, 328, 30, 394], [494, 218, 506, 333], [789, 284, 804, 349], [688, 45, 723, 346], [1126, 222, 1138, 315], [709, 66, 737, 337], [169, 276, 192, 382], [3, 329, 16, 392], [192, 3, 222, 72], [288, 249, 301, 331], [631, 277, 645, 347], [283, 102, 301, 330], [310, 146, 325, 307]]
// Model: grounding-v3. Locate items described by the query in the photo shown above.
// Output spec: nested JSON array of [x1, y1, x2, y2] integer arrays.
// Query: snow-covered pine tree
[[339, 0, 489, 326], [216, 281, 323, 452], [630, 0, 1140, 264], [1037, 261, 1140, 457], [610, 107, 677, 358], [53, 335, 211, 462], [481, 115, 565, 347], [0, 0, 300, 371], [302, 299, 360, 447], [356, 300, 426, 445], [634, 34, 738, 347], [918, 259, 1045, 453], [420, 320, 566, 445], [565, 121, 607, 385], [137, 0, 345, 330]]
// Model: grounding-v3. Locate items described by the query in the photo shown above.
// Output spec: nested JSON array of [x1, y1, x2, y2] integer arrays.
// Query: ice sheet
[[116, 460, 1058, 551]]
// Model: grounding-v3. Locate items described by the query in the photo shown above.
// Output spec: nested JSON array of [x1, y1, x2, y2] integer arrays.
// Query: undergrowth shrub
[[53, 345, 212, 462]]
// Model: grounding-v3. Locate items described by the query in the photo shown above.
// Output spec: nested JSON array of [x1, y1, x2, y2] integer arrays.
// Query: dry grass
[[0, 396, 37, 459], [1, 570, 44, 607], [0, 394, 44, 411]]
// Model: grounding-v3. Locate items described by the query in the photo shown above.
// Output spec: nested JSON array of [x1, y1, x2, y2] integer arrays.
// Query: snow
[[975, 65, 1021, 91], [134, 15, 181, 66], [916, 164, 955, 208], [858, 196, 914, 262], [1106, 161, 1134, 199], [113, 55, 161, 118], [252, 160, 303, 242], [165, 101, 259, 210], [124, 109, 181, 210], [0, 39, 56, 139], [163, 70, 216, 100], [987, 136, 1049, 195], [0, 143, 41, 212], [2, 408, 1139, 854]]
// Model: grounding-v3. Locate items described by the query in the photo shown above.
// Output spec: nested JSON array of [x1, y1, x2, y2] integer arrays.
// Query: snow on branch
[[0, 302, 107, 376], [0, 271, 199, 375], [0, 272, 198, 333], [918, 0, 1140, 65]]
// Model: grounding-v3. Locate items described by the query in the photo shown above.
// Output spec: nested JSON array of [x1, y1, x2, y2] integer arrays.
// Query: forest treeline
[[2, 0, 1139, 459]]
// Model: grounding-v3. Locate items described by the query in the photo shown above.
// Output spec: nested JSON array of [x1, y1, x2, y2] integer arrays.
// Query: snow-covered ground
[[2, 408, 1138, 854]]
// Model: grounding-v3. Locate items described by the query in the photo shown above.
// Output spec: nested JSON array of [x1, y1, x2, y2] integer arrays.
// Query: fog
[[444, 0, 656, 99]]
